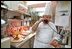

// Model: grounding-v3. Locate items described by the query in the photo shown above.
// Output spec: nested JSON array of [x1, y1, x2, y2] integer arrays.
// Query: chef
[[31, 2, 58, 48]]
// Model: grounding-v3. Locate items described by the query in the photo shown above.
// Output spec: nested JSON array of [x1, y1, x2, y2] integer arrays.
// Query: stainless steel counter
[[1, 37, 10, 48], [11, 33, 36, 48]]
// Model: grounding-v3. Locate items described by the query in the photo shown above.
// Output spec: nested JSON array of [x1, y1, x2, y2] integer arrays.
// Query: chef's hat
[[43, 2, 52, 16]]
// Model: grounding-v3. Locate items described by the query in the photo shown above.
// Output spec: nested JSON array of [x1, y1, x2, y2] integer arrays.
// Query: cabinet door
[[20, 36, 35, 48], [20, 40, 30, 48]]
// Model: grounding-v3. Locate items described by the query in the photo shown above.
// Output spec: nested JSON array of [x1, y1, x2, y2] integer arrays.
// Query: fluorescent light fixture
[[27, 1, 51, 5]]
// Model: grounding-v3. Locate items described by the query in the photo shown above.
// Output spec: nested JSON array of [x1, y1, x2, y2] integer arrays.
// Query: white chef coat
[[33, 22, 58, 48]]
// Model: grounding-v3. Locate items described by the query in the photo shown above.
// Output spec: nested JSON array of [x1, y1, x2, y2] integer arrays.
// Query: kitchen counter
[[11, 32, 36, 48], [1, 37, 10, 48]]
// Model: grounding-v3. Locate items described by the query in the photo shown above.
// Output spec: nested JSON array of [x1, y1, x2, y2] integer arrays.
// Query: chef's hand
[[38, 18, 44, 23]]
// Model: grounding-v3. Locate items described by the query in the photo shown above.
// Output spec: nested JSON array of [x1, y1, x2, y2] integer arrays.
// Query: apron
[[33, 22, 57, 48]]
